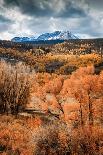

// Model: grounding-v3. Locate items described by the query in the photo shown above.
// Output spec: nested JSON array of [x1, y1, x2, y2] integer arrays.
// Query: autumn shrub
[[0, 61, 34, 115], [70, 126, 103, 155], [33, 122, 70, 155], [0, 115, 35, 155], [58, 64, 78, 74]]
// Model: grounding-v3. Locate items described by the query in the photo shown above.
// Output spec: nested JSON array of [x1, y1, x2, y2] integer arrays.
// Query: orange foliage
[[0, 61, 103, 154]]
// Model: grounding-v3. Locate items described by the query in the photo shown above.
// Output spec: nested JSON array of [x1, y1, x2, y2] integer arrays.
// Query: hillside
[[0, 39, 103, 155]]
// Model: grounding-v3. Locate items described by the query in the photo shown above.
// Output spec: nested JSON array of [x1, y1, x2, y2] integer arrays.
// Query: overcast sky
[[0, 0, 103, 40]]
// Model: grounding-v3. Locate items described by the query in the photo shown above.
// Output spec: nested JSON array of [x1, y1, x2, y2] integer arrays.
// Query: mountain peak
[[37, 31, 78, 41]]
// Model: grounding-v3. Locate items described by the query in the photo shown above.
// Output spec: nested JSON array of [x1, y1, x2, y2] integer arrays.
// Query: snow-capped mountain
[[11, 31, 78, 42], [37, 31, 78, 40], [37, 31, 61, 40]]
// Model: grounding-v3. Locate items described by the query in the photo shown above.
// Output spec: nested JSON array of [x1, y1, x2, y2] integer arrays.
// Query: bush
[[0, 61, 33, 115], [33, 122, 70, 155]]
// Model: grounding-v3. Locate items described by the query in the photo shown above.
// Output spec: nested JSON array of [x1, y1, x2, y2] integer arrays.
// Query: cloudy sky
[[0, 0, 103, 40]]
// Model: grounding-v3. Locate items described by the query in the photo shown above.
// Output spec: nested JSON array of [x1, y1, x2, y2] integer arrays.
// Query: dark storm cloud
[[3, 0, 86, 18], [3, 0, 54, 17], [3, 0, 19, 6], [57, 5, 86, 18]]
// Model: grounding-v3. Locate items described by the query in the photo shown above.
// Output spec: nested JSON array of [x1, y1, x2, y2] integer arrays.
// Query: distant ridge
[[11, 31, 79, 43]]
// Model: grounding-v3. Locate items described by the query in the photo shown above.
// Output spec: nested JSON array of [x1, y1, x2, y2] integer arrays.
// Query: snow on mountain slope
[[37, 31, 78, 40]]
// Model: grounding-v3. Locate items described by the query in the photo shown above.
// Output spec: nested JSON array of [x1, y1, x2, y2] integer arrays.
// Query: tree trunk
[[88, 100, 93, 126]]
